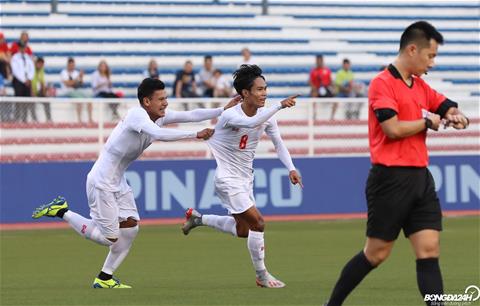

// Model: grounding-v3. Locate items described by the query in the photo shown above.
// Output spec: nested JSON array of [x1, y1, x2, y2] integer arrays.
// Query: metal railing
[[0, 96, 478, 161]]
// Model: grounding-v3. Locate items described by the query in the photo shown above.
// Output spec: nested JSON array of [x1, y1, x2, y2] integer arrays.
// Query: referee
[[325, 21, 469, 306]]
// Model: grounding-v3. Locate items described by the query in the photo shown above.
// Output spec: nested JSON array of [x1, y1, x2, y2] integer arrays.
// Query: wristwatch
[[424, 117, 433, 130]]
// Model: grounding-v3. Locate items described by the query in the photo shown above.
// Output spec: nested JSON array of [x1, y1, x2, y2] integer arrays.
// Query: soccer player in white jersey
[[182, 65, 303, 288], [32, 78, 241, 288]]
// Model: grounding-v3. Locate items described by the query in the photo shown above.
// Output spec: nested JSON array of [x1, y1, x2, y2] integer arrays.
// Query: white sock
[[247, 230, 266, 273], [202, 215, 237, 236], [63, 210, 113, 246], [101, 226, 139, 275]]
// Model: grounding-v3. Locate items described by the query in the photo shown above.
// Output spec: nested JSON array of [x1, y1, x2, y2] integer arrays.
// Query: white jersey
[[88, 106, 223, 191], [208, 103, 295, 181]]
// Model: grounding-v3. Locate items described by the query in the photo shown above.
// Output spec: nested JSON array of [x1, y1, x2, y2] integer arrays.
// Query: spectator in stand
[[11, 41, 35, 122], [0, 72, 6, 97], [0, 32, 11, 80], [92, 60, 120, 121], [10, 31, 33, 57], [143, 59, 160, 80], [61, 57, 92, 123], [212, 69, 232, 98], [335, 58, 367, 119], [309, 54, 335, 120], [239, 47, 255, 66], [197, 55, 215, 97], [174, 60, 199, 110], [0, 32, 12, 122], [31, 57, 51, 122]]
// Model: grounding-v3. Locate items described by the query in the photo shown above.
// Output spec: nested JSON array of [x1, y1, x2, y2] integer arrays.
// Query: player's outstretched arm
[[140, 119, 197, 141], [162, 108, 223, 125], [223, 95, 242, 110], [265, 118, 302, 187], [289, 170, 303, 188], [162, 96, 243, 125], [225, 94, 299, 129], [279, 94, 299, 108], [196, 128, 215, 140]]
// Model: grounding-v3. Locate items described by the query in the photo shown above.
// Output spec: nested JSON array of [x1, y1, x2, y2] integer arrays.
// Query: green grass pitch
[[1, 217, 478, 306]]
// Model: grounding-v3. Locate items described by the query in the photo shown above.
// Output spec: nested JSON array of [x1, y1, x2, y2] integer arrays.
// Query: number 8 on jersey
[[239, 134, 248, 149]]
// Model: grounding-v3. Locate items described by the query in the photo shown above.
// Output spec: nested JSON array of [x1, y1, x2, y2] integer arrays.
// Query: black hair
[[67, 57, 75, 63], [343, 58, 350, 64], [233, 64, 265, 97], [36, 57, 44, 63], [316, 54, 324, 59], [137, 77, 165, 105], [400, 21, 444, 51], [204, 55, 212, 60]]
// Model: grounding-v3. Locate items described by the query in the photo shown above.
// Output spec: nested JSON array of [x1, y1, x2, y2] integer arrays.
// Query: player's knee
[[249, 217, 265, 232], [236, 223, 249, 237], [120, 217, 138, 228], [237, 229, 249, 238]]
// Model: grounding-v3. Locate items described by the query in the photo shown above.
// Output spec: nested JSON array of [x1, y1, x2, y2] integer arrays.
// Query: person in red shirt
[[309, 54, 333, 97], [0, 32, 11, 77], [0, 32, 10, 58], [324, 21, 469, 306], [309, 54, 337, 119], [10, 31, 33, 56], [0, 32, 12, 121]]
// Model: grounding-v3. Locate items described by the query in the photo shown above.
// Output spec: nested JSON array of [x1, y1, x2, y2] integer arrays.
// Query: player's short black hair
[[399, 21, 444, 51], [204, 55, 212, 60], [233, 64, 265, 97], [137, 77, 165, 105], [316, 54, 324, 60]]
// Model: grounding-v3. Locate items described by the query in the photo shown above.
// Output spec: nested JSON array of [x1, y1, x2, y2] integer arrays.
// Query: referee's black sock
[[416, 258, 443, 306], [327, 251, 375, 306]]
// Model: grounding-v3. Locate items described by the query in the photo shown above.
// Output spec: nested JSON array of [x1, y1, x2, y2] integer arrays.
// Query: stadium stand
[[0, 0, 479, 162]]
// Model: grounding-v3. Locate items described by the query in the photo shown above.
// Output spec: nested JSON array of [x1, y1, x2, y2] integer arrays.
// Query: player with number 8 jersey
[[182, 65, 302, 288]]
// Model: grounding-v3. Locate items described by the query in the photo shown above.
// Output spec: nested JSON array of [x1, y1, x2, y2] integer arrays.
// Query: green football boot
[[93, 277, 132, 289], [32, 196, 68, 219]]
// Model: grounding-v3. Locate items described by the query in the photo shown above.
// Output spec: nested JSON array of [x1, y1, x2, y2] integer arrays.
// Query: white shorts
[[215, 177, 255, 215], [86, 179, 140, 239]]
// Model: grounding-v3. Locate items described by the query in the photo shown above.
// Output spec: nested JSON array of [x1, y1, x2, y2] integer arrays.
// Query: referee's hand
[[444, 109, 469, 129], [289, 170, 303, 188]]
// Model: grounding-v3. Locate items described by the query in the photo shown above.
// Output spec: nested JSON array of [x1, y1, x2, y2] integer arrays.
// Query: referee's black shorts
[[365, 164, 442, 241]]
